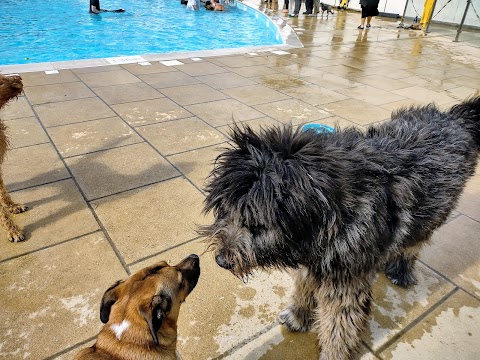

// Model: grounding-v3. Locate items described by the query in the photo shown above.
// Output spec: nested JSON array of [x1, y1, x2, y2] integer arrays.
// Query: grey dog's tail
[[450, 96, 480, 147]]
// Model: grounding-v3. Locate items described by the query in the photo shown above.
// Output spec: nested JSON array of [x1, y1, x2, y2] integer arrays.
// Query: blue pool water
[[0, 0, 282, 65]]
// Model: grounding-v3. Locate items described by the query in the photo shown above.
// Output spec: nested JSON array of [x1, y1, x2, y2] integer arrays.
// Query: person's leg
[[305, 0, 314, 14], [358, 6, 366, 28], [293, 0, 301, 15], [358, 16, 366, 29], [366, 16, 372, 27]]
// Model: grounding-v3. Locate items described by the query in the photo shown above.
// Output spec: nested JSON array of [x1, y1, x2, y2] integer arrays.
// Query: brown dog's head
[[99, 254, 200, 346], [0, 74, 23, 108]]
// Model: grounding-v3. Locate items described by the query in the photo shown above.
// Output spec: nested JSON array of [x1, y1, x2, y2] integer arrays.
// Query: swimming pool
[[0, 0, 283, 66]]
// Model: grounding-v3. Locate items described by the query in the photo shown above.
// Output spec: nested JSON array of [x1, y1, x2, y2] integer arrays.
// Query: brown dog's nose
[[215, 254, 232, 269]]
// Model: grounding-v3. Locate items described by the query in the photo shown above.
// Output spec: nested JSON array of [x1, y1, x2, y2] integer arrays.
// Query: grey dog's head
[[199, 125, 339, 279]]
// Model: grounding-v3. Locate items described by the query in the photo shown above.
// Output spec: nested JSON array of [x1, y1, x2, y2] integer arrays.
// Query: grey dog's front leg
[[314, 273, 373, 360], [279, 267, 319, 332]]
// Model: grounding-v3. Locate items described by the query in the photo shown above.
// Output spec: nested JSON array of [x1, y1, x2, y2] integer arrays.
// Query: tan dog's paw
[[9, 204, 28, 214], [8, 228, 25, 242]]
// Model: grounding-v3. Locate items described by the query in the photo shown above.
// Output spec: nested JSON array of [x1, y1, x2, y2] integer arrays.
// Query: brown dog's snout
[[178, 254, 200, 293]]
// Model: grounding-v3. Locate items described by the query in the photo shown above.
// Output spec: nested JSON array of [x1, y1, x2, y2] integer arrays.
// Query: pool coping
[[0, 1, 302, 74]]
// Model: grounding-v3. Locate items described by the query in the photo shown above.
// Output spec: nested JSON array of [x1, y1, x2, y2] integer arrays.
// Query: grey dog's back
[[307, 100, 479, 248]]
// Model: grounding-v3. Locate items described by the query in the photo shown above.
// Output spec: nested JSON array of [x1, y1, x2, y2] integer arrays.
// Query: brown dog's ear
[[139, 292, 172, 345], [99, 280, 122, 324]]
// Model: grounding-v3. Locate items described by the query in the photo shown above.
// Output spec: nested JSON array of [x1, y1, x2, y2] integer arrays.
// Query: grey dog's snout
[[215, 254, 232, 270]]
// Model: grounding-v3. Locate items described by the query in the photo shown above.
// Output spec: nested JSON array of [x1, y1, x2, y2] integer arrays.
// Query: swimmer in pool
[[90, 0, 125, 13], [90, 0, 106, 13], [206, 0, 225, 10]]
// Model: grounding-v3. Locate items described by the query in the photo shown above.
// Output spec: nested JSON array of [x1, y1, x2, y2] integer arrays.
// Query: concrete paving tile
[[380, 98, 426, 112], [217, 117, 281, 133], [223, 325, 376, 360], [253, 98, 331, 123], [456, 165, 480, 222], [76, 70, 141, 87], [229, 65, 278, 78], [178, 62, 227, 76], [0, 232, 126, 359], [274, 63, 330, 78], [4, 143, 70, 191], [65, 143, 180, 200], [4, 117, 49, 148], [320, 64, 366, 78], [34, 97, 116, 127], [196, 72, 257, 90], [355, 66, 413, 80], [47, 117, 142, 157], [421, 215, 480, 297], [129, 242, 294, 359], [223, 84, 290, 106], [445, 86, 479, 101], [168, 144, 221, 191], [184, 99, 264, 127], [408, 66, 458, 80], [52, 340, 95, 360], [224, 325, 319, 360], [279, 84, 349, 106], [251, 73, 308, 90], [447, 75, 480, 90], [320, 99, 391, 125], [293, 56, 340, 68], [211, 55, 262, 68], [23, 82, 95, 105], [253, 55, 295, 67], [21, 70, 79, 87], [91, 82, 163, 105], [0, 180, 100, 261], [137, 117, 225, 155], [160, 84, 229, 106], [336, 84, 406, 106], [305, 72, 361, 91], [354, 75, 413, 92], [121, 62, 178, 75], [400, 75, 460, 92], [380, 290, 480, 360], [340, 58, 386, 70], [72, 65, 123, 74], [363, 264, 455, 351], [392, 86, 457, 105], [92, 178, 208, 264], [0, 97, 34, 120], [449, 66, 480, 78], [137, 71, 200, 89], [112, 97, 192, 127]]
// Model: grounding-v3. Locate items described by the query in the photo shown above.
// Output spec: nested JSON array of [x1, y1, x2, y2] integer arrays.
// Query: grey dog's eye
[[250, 225, 264, 236]]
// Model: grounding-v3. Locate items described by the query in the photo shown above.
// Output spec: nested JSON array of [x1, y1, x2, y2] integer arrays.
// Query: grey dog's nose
[[215, 254, 231, 269]]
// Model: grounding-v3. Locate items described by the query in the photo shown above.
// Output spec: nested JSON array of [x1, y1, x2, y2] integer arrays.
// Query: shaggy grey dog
[[200, 97, 480, 360]]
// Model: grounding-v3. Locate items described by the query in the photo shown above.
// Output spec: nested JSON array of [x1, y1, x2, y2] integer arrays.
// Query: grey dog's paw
[[278, 306, 313, 332]]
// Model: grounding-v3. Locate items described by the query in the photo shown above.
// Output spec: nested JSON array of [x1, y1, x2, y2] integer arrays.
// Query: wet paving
[[0, 5, 479, 360]]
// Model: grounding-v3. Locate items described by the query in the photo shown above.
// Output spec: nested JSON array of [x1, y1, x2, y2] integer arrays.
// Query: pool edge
[[0, 1, 302, 74]]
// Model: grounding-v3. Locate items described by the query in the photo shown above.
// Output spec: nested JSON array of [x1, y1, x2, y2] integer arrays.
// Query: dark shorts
[[361, 5, 379, 18]]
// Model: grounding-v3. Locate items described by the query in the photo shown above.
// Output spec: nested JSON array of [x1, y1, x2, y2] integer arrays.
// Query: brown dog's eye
[[149, 265, 166, 274]]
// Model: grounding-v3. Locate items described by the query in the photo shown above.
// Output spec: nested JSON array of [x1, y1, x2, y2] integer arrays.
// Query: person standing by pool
[[358, 0, 379, 29]]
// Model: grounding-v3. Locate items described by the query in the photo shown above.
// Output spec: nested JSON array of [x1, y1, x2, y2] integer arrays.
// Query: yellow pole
[[420, 0, 435, 27]]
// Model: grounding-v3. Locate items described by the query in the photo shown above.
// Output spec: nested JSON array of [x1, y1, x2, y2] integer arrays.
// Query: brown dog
[[74, 254, 200, 360], [0, 74, 28, 243]]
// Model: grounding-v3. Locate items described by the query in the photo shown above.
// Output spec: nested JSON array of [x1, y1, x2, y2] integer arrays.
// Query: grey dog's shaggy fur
[[200, 97, 480, 359]]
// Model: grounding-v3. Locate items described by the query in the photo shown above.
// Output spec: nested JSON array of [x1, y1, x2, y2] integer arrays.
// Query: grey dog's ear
[[99, 280, 123, 323], [139, 292, 172, 345]]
